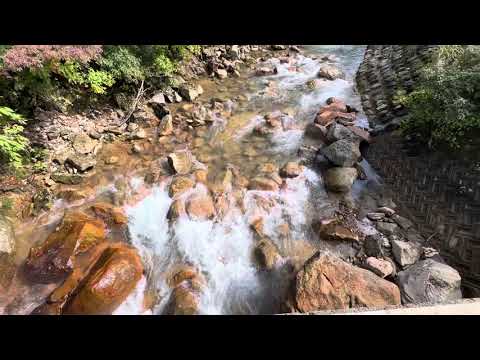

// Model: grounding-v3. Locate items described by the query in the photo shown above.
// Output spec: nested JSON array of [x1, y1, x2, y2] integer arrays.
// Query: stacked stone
[[355, 45, 438, 133]]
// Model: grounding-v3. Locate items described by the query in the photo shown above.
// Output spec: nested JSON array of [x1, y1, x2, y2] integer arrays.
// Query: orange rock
[[90, 202, 128, 225], [186, 195, 216, 220], [64, 243, 143, 315], [58, 187, 96, 202], [165, 265, 205, 315], [315, 219, 359, 242], [250, 217, 265, 238], [24, 212, 106, 283], [193, 169, 208, 183], [248, 177, 279, 192], [295, 253, 401, 312], [169, 176, 195, 198]]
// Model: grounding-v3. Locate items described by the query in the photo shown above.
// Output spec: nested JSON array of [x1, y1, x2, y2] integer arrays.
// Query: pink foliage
[[2, 45, 103, 72]]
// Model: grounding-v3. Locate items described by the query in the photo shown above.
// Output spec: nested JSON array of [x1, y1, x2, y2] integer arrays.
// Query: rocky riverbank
[[0, 45, 465, 315]]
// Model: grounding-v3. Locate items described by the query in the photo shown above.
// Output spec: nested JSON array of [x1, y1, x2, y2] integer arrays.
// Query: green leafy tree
[[399, 45, 480, 150], [0, 106, 29, 168]]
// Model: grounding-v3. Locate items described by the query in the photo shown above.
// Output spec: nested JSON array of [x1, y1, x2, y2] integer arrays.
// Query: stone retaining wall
[[356, 45, 480, 297]]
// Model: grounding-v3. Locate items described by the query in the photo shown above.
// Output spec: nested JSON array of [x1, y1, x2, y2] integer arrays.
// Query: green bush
[[0, 106, 29, 168], [399, 45, 480, 150]]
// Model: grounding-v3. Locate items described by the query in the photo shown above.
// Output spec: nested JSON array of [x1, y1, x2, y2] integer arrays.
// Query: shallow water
[[5, 45, 386, 315]]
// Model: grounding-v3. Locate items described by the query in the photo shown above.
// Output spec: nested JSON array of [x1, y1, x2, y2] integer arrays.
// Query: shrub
[[399, 45, 480, 150], [0, 106, 29, 168]]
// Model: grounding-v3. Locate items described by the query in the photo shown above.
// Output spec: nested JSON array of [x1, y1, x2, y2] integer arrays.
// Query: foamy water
[[116, 45, 374, 315]]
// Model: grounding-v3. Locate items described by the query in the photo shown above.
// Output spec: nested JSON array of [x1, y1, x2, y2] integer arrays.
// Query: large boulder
[[320, 139, 361, 167], [294, 252, 401, 312], [326, 123, 362, 143], [396, 259, 462, 304], [178, 84, 202, 102], [66, 154, 96, 172], [0, 216, 15, 255], [63, 243, 144, 315], [90, 203, 128, 226], [324, 167, 357, 193], [317, 65, 344, 80], [392, 240, 422, 267], [23, 212, 106, 283]]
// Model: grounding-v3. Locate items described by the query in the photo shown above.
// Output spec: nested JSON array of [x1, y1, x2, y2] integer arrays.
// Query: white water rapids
[[115, 45, 380, 315]]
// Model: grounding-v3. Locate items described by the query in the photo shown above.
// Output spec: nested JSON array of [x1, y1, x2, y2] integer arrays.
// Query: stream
[[5, 45, 391, 315]]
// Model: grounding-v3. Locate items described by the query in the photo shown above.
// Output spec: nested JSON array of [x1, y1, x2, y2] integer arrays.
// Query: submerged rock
[[248, 177, 280, 192], [294, 252, 401, 312], [90, 203, 128, 226], [396, 259, 462, 304], [317, 65, 344, 80]]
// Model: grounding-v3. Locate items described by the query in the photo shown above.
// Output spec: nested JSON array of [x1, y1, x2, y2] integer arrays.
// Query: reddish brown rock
[[58, 187, 96, 202], [295, 252, 401, 312], [24, 212, 106, 284], [186, 195, 216, 220], [90, 202, 128, 226], [169, 176, 195, 198], [347, 126, 371, 144], [165, 266, 205, 315], [248, 177, 280, 192], [315, 219, 359, 242], [63, 243, 143, 315]]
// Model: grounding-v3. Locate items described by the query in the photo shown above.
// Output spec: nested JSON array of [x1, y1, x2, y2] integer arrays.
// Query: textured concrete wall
[[356, 45, 480, 297]]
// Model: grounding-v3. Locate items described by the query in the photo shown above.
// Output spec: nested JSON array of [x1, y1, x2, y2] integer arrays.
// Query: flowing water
[[5, 45, 386, 315]]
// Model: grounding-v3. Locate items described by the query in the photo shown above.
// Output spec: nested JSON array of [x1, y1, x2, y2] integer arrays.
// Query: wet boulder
[[24, 212, 106, 284], [320, 139, 361, 167], [90, 202, 128, 226], [376, 221, 399, 236], [294, 252, 401, 312], [254, 238, 283, 271], [165, 266, 205, 315], [63, 243, 144, 315], [324, 167, 357, 193], [396, 259, 462, 304], [255, 67, 278, 76], [317, 65, 345, 80], [169, 176, 195, 198], [186, 194, 216, 220]]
